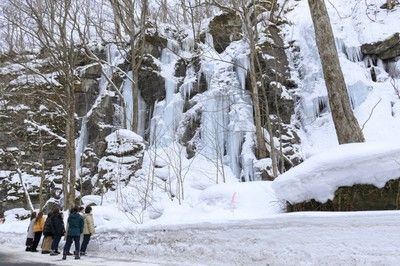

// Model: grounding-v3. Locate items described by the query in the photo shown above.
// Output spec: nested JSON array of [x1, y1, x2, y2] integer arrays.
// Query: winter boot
[[75, 255, 80, 260], [50, 250, 58, 256], [62, 254, 67, 260]]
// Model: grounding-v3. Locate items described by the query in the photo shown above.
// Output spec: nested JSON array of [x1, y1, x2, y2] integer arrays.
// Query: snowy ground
[[2, 211, 400, 265], [0, 246, 158, 266], [2, 141, 399, 265]]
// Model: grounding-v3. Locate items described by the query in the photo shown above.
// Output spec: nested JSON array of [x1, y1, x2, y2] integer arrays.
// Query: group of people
[[25, 205, 95, 260]]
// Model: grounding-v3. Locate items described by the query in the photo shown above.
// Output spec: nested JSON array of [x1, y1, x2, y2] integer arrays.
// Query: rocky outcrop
[[208, 12, 242, 53], [288, 178, 400, 211], [258, 23, 297, 124], [144, 34, 168, 58], [138, 55, 165, 107], [361, 33, 400, 60], [255, 17, 301, 173], [95, 130, 145, 192]]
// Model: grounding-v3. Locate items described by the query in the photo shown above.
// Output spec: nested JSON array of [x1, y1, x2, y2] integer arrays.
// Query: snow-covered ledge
[[272, 142, 400, 205]]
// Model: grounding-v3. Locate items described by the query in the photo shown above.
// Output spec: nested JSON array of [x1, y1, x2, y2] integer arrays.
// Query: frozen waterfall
[[200, 40, 256, 181], [76, 44, 122, 175], [150, 40, 184, 147]]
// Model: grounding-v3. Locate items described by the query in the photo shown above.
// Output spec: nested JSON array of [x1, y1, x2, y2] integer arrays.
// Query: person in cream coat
[[79, 206, 95, 256]]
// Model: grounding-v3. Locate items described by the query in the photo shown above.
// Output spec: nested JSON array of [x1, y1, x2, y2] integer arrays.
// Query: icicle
[[377, 58, 385, 69], [240, 132, 256, 182], [181, 66, 195, 99], [137, 94, 147, 137], [235, 54, 249, 91], [121, 71, 133, 131], [347, 81, 372, 108], [345, 46, 363, 62], [149, 39, 184, 147], [205, 32, 214, 49], [75, 116, 88, 175], [335, 38, 363, 62], [227, 130, 243, 178], [300, 95, 329, 122], [387, 60, 400, 78], [181, 35, 195, 53], [201, 96, 227, 158]]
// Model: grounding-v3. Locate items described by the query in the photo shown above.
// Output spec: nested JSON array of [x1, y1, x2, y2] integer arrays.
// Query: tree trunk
[[17, 168, 34, 211], [308, 0, 365, 144], [62, 154, 69, 210], [65, 84, 76, 210], [244, 9, 267, 159], [131, 39, 140, 132], [39, 131, 45, 210], [131, 0, 148, 133]]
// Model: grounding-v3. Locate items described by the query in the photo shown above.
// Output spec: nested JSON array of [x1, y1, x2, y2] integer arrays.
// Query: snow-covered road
[[0, 246, 159, 266], [2, 211, 400, 265]]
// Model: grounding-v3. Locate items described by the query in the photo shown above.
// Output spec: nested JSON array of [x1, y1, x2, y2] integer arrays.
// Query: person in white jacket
[[25, 212, 37, 251], [79, 206, 95, 256]]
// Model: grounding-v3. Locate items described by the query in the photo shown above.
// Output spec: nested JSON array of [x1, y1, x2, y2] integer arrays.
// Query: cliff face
[[0, 6, 300, 216]]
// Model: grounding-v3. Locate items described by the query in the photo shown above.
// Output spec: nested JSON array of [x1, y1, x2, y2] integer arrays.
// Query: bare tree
[[308, 0, 365, 144]]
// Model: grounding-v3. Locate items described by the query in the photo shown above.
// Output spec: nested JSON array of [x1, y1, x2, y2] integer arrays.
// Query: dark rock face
[[175, 58, 188, 78], [75, 79, 99, 117], [258, 24, 297, 124], [361, 33, 400, 60], [209, 12, 242, 53], [144, 34, 168, 58], [0, 54, 69, 215], [254, 20, 300, 171], [380, 2, 399, 10], [79, 63, 102, 79], [137, 55, 165, 140], [288, 178, 400, 211], [138, 55, 165, 107]]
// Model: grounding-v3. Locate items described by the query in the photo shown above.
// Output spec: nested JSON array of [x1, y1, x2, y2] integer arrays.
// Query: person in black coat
[[41, 212, 53, 254], [49, 207, 65, 256]]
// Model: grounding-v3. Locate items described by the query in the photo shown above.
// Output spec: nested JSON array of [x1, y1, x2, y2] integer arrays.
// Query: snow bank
[[105, 129, 144, 155], [149, 181, 283, 225], [272, 142, 400, 204]]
